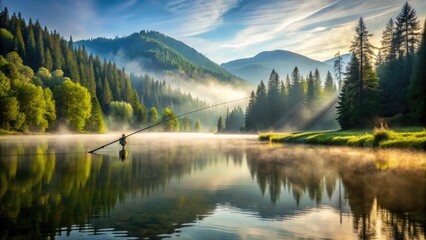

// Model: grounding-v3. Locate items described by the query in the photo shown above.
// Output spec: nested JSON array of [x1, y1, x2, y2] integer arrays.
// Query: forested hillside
[[0, 8, 211, 133], [77, 31, 243, 84]]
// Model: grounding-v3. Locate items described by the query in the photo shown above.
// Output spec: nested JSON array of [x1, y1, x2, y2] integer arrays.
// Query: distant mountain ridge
[[76, 31, 243, 85], [221, 50, 339, 84]]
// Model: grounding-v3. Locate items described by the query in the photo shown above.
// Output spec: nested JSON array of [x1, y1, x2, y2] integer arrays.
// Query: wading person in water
[[119, 134, 127, 149]]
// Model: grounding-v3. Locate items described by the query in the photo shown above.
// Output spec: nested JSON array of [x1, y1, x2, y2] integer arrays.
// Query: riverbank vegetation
[[259, 127, 426, 150]]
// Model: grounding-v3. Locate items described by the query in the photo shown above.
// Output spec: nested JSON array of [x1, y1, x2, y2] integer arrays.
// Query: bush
[[373, 128, 395, 146]]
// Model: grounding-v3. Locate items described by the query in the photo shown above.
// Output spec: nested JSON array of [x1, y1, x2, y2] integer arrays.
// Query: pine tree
[[395, 2, 421, 57], [288, 67, 304, 107], [34, 20, 44, 68], [407, 20, 426, 125], [337, 55, 360, 129], [381, 19, 398, 62], [305, 71, 315, 107], [333, 51, 343, 91], [44, 47, 53, 71], [85, 97, 106, 133], [14, 21, 25, 58], [182, 116, 191, 132], [255, 80, 267, 129], [350, 17, 376, 121], [194, 119, 201, 132], [324, 71, 335, 95], [267, 69, 280, 126], [245, 91, 256, 131], [217, 116, 224, 133]]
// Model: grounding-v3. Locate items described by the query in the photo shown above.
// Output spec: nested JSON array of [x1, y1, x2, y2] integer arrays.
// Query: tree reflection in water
[[0, 135, 425, 239], [246, 145, 426, 239]]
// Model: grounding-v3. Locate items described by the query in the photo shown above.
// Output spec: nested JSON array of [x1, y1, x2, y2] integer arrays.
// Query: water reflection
[[0, 134, 425, 239]]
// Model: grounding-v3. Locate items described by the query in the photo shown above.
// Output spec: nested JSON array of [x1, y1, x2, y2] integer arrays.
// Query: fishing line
[[88, 96, 249, 153]]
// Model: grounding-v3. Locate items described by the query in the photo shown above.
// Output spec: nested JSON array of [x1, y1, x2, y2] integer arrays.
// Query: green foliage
[[373, 128, 396, 146], [148, 107, 159, 124], [0, 28, 14, 54], [109, 101, 134, 126], [0, 71, 10, 97], [377, 3, 421, 120], [217, 116, 224, 133], [324, 71, 335, 95], [0, 96, 21, 129], [194, 119, 201, 132], [225, 106, 245, 132], [337, 18, 379, 129], [395, 2, 421, 57], [333, 51, 343, 91], [182, 116, 191, 132], [54, 79, 91, 132], [85, 97, 106, 133], [17, 83, 48, 131], [161, 107, 180, 132], [43, 87, 56, 128], [1, 9, 186, 133]]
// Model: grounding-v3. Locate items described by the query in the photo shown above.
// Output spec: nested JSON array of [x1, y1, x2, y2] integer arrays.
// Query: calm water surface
[[0, 133, 425, 239]]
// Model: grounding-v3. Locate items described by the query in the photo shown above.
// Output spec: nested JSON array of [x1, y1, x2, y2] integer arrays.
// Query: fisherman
[[119, 134, 127, 149]]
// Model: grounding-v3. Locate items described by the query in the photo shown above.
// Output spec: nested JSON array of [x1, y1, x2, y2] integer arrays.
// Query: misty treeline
[[245, 67, 338, 131], [338, 2, 425, 129], [0, 8, 204, 133], [217, 106, 245, 133]]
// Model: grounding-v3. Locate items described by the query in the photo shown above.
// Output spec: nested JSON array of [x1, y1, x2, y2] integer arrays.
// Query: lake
[[0, 133, 425, 239]]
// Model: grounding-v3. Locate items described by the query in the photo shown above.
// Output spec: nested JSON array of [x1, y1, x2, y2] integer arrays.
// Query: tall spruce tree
[[337, 55, 360, 129], [395, 2, 421, 57], [305, 71, 315, 107], [288, 67, 304, 106], [381, 19, 398, 62], [324, 71, 335, 95], [346, 18, 379, 128], [267, 69, 280, 126], [245, 91, 256, 131]]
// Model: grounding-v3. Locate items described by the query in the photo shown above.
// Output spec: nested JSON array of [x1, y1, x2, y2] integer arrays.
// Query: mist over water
[[0, 133, 425, 239]]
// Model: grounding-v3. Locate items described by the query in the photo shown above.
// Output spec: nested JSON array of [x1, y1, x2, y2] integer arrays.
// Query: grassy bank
[[259, 127, 426, 150]]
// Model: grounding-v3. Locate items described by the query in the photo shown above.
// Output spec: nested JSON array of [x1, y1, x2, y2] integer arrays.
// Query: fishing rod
[[88, 96, 250, 153]]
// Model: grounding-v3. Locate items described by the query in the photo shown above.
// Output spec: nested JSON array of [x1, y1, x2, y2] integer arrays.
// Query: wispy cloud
[[165, 0, 239, 37], [185, 0, 419, 63]]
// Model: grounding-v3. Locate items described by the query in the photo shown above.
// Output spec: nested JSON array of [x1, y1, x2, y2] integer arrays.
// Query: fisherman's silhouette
[[119, 134, 127, 149], [119, 134, 128, 161]]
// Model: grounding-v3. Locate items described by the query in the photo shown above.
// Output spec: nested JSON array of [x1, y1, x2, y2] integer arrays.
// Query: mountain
[[221, 50, 334, 84], [76, 31, 243, 85]]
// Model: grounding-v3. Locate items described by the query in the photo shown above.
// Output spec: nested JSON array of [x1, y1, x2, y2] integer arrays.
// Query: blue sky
[[3, 0, 426, 63]]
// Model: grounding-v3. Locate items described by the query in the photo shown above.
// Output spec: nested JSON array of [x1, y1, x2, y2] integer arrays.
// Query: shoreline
[[259, 128, 426, 150]]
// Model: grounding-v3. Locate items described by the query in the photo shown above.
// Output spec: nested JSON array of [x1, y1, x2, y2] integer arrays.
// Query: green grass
[[259, 128, 426, 150]]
